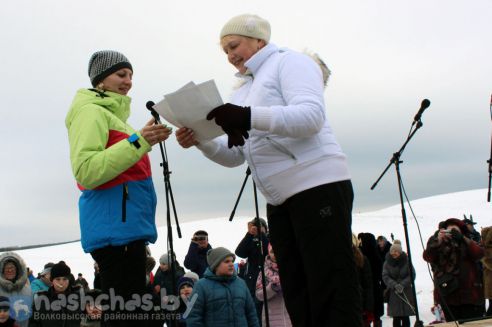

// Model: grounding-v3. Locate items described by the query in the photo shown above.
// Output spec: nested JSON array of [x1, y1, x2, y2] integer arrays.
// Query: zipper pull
[[122, 183, 128, 223]]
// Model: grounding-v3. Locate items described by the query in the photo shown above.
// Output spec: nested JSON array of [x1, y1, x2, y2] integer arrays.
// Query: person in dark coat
[[376, 236, 392, 262], [235, 217, 269, 323], [482, 226, 492, 316], [184, 231, 212, 278], [353, 234, 374, 327], [175, 277, 195, 327], [152, 252, 185, 327], [92, 262, 101, 291], [382, 243, 415, 327], [359, 233, 384, 327], [73, 273, 89, 292], [463, 218, 481, 244], [423, 218, 485, 321], [153, 252, 185, 297], [29, 261, 83, 327]]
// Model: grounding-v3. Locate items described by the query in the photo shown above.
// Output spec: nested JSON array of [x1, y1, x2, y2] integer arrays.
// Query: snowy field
[[11, 188, 491, 326]]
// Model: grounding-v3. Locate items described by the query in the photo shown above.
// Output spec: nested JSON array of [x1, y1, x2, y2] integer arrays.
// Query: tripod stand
[[487, 94, 492, 202], [147, 101, 182, 327], [230, 167, 271, 327], [371, 99, 431, 327]]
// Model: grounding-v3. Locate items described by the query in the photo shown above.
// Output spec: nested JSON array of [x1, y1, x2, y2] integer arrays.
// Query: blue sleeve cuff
[[127, 133, 141, 149]]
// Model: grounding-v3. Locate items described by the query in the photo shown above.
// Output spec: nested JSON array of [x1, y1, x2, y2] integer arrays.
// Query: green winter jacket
[[66, 88, 157, 253]]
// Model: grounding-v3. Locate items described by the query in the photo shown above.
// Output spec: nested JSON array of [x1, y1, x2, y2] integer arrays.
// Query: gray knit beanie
[[159, 252, 172, 266], [390, 243, 402, 254], [207, 247, 235, 272], [88, 50, 133, 87], [220, 14, 271, 42]]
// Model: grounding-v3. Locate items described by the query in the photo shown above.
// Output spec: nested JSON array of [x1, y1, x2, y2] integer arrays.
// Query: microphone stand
[[487, 137, 491, 202], [147, 102, 182, 327], [228, 167, 270, 327], [487, 97, 492, 202], [252, 181, 271, 327], [229, 167, 251, 222], [371, 113, 427, 327]]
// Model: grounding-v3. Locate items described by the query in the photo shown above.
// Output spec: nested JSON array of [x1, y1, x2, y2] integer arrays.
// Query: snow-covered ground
[[10, 188, 491, 326]]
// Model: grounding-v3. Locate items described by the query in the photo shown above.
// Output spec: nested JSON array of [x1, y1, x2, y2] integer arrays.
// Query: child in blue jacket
[[186, 247, 259, 327]]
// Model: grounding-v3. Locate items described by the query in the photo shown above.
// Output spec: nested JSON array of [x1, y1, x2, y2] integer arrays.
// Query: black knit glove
[[450, 228, 463, 242], [224, 128, 249, 148], [207, 103, 251, 131]]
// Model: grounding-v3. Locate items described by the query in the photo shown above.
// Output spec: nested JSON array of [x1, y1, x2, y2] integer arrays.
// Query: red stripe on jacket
[[78, 130, 152, 190]]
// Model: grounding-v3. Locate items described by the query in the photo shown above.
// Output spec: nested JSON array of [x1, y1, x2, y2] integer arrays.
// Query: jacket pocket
[[265, 136, 296, 160]]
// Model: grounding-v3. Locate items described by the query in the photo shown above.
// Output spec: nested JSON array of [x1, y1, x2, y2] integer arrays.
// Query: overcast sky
[[1, 0, 491, 247]]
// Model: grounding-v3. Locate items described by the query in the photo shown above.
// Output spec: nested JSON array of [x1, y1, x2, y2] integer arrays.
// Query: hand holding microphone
[[140, 101, 172, 146], [140, 119, 172, 146]]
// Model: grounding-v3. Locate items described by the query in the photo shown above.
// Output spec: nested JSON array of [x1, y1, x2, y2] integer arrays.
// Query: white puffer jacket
[[199, 43, 350, 205]]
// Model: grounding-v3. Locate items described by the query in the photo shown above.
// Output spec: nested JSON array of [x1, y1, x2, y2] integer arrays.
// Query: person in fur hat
[[0, 252, 31, 327], [423, 218, 485, 321], [187, 247, 259, 327], [382, 242, 416, 327], [482, 226, 492, 316]]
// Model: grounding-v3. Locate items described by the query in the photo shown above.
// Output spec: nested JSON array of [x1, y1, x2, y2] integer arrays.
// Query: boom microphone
[[413, 99, 431, 123]]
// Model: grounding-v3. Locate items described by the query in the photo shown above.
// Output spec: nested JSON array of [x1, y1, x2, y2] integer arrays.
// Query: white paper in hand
[[153, 80, 224, 142]]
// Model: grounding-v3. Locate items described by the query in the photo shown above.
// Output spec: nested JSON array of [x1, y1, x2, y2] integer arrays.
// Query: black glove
[[207, 103, 251, 131], [450, 228, 463, 242], [224, 128, 249, 148]]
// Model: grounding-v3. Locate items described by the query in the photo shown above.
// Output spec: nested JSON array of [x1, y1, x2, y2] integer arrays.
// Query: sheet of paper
[[154, 80, 224, 142], [153, 99, 181, 128]]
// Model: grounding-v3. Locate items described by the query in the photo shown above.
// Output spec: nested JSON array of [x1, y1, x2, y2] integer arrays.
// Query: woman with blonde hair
[[177, 13, 360, 326]]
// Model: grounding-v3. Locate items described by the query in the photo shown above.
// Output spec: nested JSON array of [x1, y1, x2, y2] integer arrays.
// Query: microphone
[[413, 99, 431, 123], [146, 101, 160, 121], [489, 93, 492, 120]]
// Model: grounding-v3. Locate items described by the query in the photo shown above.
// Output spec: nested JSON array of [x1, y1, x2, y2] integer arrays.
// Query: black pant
[[443, 304, 484, 321], [267, 181, 362, 327], [91, 240, 148, 327], [392, 316, 410, 327]]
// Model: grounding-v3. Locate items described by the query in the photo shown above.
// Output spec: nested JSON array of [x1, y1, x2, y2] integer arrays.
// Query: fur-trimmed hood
[[0, 252, 28, 292]]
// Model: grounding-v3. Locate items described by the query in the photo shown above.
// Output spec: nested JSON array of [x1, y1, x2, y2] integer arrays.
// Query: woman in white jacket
[[176, 13, 361, 327]]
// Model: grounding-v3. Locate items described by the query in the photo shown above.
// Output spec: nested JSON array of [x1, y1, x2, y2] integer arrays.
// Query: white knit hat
[[220, 14, 271, 42]]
